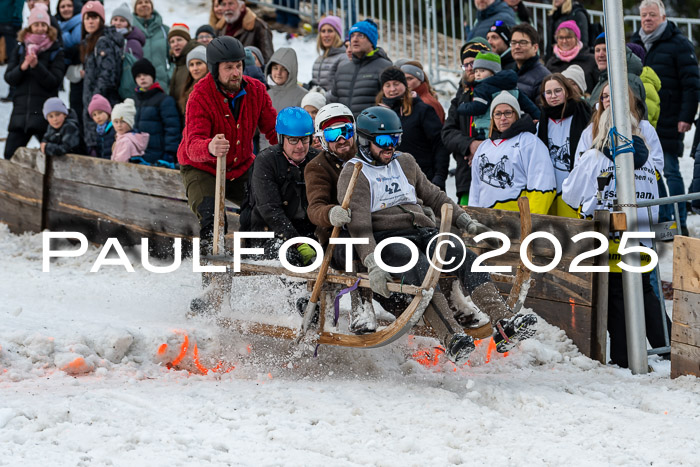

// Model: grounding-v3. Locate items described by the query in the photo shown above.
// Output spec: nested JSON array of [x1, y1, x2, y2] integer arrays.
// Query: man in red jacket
[[178, 36, 277, 255]]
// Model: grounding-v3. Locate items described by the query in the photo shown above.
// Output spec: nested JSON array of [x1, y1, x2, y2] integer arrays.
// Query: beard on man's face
[[224, 9, 241, 24]]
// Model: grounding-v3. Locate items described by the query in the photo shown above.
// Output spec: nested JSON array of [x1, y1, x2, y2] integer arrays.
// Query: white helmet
[[314, 103, 355, 151]]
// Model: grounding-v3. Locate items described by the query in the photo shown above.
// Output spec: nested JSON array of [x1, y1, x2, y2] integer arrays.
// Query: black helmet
[[355, 106, 403, 164], [356, 106, 403, 139], [206, 36, 246, 79]]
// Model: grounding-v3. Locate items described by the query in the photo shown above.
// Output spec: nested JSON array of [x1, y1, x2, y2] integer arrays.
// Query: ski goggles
[[322, 123, 354, 142], [371, 133, 402, 149]]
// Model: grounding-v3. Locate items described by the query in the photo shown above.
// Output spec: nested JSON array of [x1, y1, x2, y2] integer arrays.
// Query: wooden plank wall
[[463, 207, 604, 358], [0, 149, 46, 233], [0, 151, 606, 359], [671, 236, 700, 379]]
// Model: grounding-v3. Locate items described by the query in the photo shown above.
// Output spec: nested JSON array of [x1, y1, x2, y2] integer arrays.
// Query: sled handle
[[298, 162, 363, 337], [212, 150, 227, 256], [310, 161, 363, 304]]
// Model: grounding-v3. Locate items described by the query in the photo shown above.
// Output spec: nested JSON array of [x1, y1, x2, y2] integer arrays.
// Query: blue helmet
[[275, 107, 314, 137]]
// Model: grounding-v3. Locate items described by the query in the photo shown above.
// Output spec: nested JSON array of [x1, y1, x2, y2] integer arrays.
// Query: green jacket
[[0, 0, 23, 25], [641, 66, 662, 128], [133, 11, 171, 93]]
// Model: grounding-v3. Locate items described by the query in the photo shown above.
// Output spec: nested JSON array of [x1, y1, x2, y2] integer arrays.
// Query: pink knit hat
[[318, 16, 343, 40], [82, 1, 106, 22], [556, 20, 581, 41], [88, 94, 112, 116], [28, 4, 50, 27]]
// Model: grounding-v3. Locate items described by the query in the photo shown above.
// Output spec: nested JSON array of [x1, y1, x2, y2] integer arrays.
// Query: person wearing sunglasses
[[376, 66, 449, 191], [240, 106, 319, 267], [304, 103, 381, 334], [469, 91, 555, 215], [337, 105, 540, 361]]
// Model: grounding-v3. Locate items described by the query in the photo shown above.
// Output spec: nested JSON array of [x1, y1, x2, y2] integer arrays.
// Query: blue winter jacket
[[58, 14, 82, 65], [467, 0, 516, 41], [94, 122, 115, 160], [133, 84, 181, 164]]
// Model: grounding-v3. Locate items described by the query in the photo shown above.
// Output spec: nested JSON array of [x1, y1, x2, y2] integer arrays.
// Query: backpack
[[119, 42, 138, 100], [571, 3, 603, 49]]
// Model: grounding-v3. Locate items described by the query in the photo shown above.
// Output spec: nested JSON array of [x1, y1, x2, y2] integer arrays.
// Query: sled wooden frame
[[212, 203, 454, 349], [0, 149, 610, 360], [209, 199, 535, 348]]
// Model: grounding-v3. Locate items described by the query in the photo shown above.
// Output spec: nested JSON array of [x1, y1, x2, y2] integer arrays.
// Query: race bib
[[349, 158, 417, 212]]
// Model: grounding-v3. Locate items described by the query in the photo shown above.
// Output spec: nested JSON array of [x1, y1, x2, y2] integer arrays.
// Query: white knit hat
[[490, 91, 521, 117], [112, 98, 137, 129], [562, 64, 586, 95], [301, 91, 327, 111]]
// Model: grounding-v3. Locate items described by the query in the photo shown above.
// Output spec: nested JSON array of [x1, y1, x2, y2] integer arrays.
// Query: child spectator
[[40, 97, 82, 157], [456, 51, 540, 140], [301, 91, 326, 149], [131, 58, 181, 165], [265, 47, 307, 111], [3, 3, 65, 160], [87, 94, 115, 159], [111, 98, 149, 162], [243, 47, 265, 84]]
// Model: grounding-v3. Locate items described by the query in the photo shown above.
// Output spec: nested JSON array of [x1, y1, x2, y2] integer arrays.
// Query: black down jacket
[[4, 40, 65, 134], [442, 81, 477, 198], [42, 109, 83, 157], [328, 47, 392, 116], [243, 144, 319, 241], [631, 22, 700, 156], [82, 26, 124, 149]]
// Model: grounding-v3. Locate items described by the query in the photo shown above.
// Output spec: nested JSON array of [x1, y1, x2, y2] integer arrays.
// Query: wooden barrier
[[671, 236, 700, 378], [0, 149, 612, 359]]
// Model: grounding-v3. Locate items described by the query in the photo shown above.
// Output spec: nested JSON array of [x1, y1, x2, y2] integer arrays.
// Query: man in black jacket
[[241, 106, 319, 266], [327, 19, 392, 116], [631, 0, 700, 235], [441, 40, 490, 204], [510, 23, 550, 104]]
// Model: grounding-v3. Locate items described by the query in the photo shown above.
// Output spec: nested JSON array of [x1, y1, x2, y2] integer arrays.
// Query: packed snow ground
[[2, 1, 700, 465]]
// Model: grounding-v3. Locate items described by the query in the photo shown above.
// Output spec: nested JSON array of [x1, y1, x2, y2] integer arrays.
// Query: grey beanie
[[111, 2, 133, 26], [187, 45, 207, 67], [562, 64, 586, 94], [301, 91, 327, 110], [490, 90, 521, 117], [400, 64, 425, 82], [43, 97, 68, 119]]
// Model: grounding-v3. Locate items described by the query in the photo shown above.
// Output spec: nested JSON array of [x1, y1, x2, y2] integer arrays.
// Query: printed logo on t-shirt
[[548, 137, 570, 172], [478, 154, 514, 188]]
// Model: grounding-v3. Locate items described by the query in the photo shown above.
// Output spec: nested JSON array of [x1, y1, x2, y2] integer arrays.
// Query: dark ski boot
[[493, 313, 538, 353], [445, 333, 476, 365]]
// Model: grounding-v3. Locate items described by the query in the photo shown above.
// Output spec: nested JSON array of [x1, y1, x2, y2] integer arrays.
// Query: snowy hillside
[[2, 1, 700, 465]]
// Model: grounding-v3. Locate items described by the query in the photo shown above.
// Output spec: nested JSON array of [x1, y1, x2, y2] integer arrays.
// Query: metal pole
[[604, 0, 648, 375]]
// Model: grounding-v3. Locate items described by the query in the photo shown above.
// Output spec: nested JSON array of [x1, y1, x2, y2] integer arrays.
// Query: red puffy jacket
[[177, 73, 278, 179]]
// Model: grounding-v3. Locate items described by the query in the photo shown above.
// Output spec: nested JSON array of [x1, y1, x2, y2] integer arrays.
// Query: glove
[[456, 212, 491, 235], [296, 243, 316, 266], [363, 253, 392, 298], [421, 205, 437, 224], [329, 205, 351, 227]]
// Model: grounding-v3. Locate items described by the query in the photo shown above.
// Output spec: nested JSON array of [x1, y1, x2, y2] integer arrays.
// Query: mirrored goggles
[[372, 133, 401, 149], [322, 123, 354, 142]]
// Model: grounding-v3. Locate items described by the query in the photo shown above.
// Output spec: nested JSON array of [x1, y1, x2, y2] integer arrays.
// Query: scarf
[[639, 20, 667, 51], [490, 114, 537, 141], [381, 96, 403, 111], [537, 99, 592, 171], [553, 41, 583, 62], [24, 33, 54, 56], [224, 6, 246, 37]]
